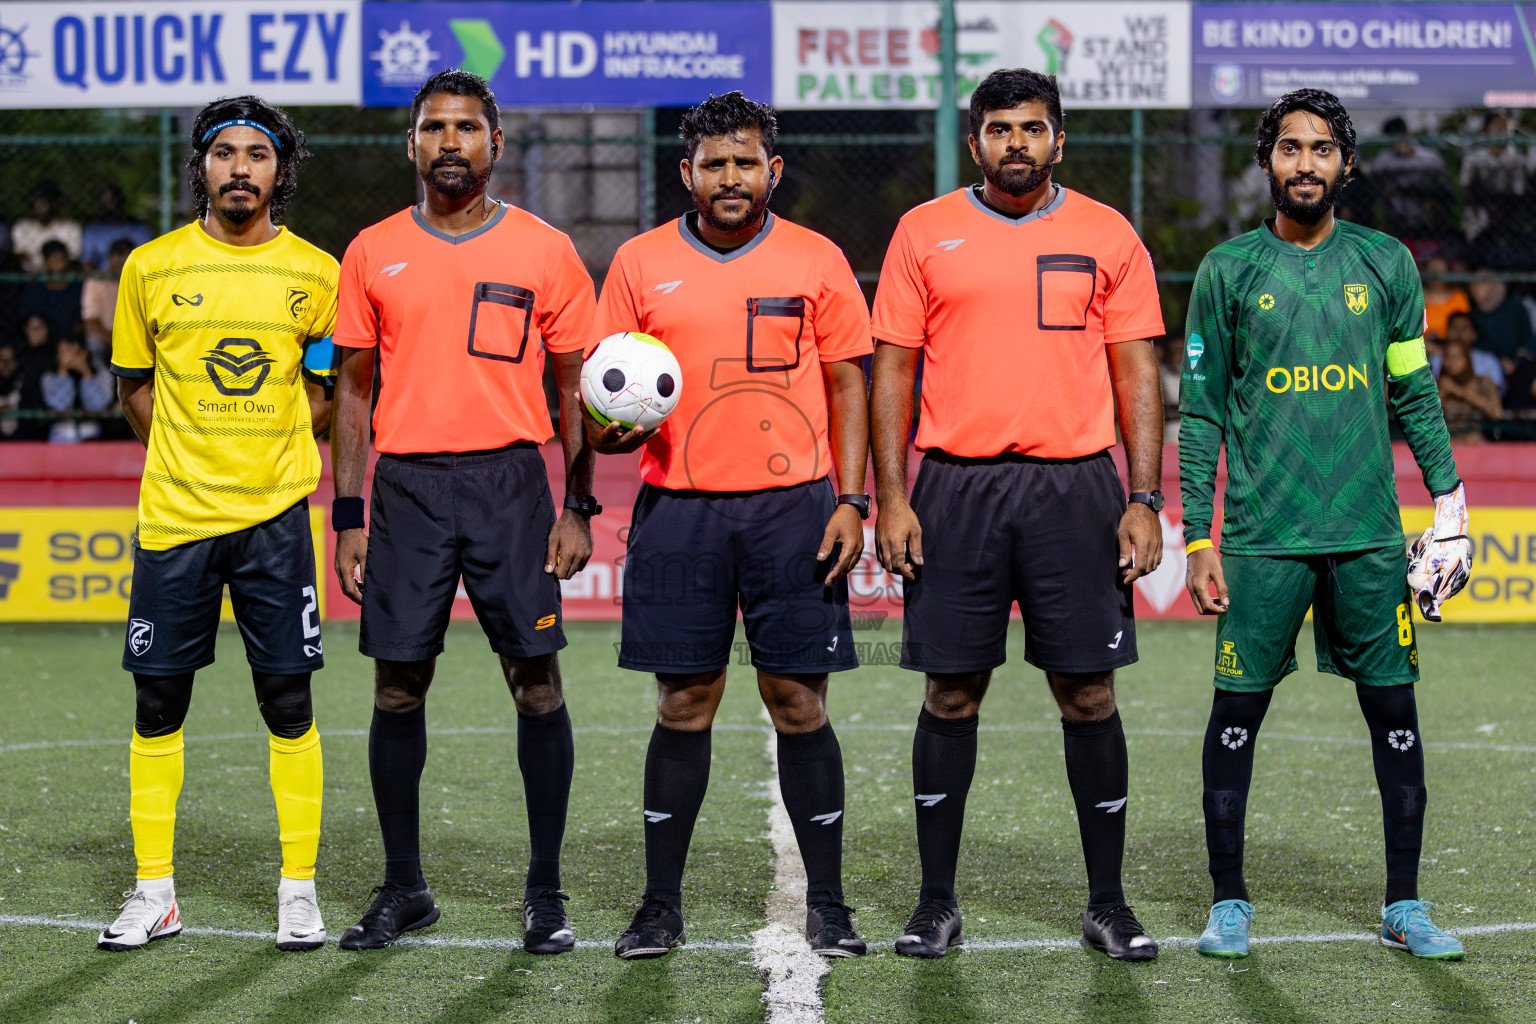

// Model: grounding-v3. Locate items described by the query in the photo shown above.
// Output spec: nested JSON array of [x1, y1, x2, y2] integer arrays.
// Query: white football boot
[[97, 878, 181, 951], [276, 877, 326, 951]]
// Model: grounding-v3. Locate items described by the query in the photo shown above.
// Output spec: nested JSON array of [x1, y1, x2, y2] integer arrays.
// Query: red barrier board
[[6, 440, 1536, 621]]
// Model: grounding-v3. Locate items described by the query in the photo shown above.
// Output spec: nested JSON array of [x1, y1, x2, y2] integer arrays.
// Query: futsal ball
[[580, 332, 683, 432]]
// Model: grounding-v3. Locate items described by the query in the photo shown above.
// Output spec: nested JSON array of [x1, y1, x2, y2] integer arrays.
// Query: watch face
[[1151, 491, 1165, 512]]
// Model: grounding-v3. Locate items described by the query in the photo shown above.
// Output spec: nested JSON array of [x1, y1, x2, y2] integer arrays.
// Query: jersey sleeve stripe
[[110, 362, 153, 379]]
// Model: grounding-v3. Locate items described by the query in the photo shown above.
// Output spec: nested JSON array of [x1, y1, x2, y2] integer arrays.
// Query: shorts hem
[[359, 641, 446, 661], [898, 658, 1006, 675], [1318, 664, 1421, 687], [1022, 651, 1139, 675], [750, 658, 861, 676], [618, 658, 730, 675], [1214, 675, 1285, 693], [489, 637, 567, 660], [121, 656, 216, 676], [248, 659, 325, 675]]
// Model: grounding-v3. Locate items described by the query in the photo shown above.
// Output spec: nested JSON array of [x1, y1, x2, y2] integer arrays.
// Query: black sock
[[1062, 711, 1130, 907], [1357, 683, 1426, 906], [369, 705, 428, 890], [912, 708, 978, 904], [518, 704, 574, 892], [1201, 687, 1274, 904], [642, 723, 712, 905], [776, 723, 845, 905]]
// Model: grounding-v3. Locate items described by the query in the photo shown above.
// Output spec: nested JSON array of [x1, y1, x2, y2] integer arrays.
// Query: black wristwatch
[[1128, 490, 1165, 513], [837, 493, 871, 520], [563, 494, 602, 517]]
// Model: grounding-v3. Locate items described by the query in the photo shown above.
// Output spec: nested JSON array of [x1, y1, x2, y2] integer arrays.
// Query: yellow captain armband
[[1186, 539, 1214, 555], [1385, 336, 1429, 377]]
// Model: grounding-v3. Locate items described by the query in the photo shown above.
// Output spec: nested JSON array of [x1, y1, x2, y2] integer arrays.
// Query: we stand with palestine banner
[[6, 1, 1536, 109]]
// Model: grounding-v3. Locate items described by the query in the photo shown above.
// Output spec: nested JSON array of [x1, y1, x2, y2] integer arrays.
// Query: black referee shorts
[[123, 499, 323, 676], [900, 449, 1136, 676], [359, 444, 565, 662], [619, 477, 857, 676]]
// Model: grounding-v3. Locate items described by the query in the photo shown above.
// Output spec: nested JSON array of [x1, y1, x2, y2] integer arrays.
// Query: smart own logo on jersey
[[204, 338, 277, 397]]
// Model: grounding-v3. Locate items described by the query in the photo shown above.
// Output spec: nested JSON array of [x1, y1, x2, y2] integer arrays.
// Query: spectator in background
[[1461, 112, 1530, 267], [81, 185, 152, 271], [1437, 333, 1504, 442], [19, 240, 83, 341], [1156, 336, 1181, 443], [41, 335, 113, 442], [1431, 312, 1505, 392], [1421, 257, 1469, 351], [1365, 117, 1454, 254], [0, 343, 21, 439], [12, 314, 55, 441], [11, 181, 82, 273], [82, 238, 134, 361], [1468, 268, 1535, 374]]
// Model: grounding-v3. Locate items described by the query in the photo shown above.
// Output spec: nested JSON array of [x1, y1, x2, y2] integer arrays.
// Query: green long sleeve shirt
[[1179, 219, 1459, 555]]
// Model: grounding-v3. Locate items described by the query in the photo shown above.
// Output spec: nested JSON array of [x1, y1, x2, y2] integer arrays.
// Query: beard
[[422, 155, 492, 199], [214, 181, 263, 224], [695, 182, 772, 233], [1268, 169, 1346, 224], [984, 148, 1055, 197]]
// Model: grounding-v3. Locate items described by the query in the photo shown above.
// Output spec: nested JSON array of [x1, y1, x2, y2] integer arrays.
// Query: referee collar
[[677, 211, 776, 263], [411, 201, 508, 245], [964, 183, 1065, 225]]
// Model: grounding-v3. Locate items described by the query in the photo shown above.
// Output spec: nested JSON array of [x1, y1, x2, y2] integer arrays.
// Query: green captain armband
[[1386, 336, 1429, 378]]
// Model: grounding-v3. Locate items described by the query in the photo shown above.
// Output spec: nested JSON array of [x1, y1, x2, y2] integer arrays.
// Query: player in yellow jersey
[[98, 97, 337, 953]]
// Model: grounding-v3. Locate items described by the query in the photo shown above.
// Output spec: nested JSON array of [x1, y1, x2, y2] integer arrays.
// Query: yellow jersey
[[111, 222, 339, 550]]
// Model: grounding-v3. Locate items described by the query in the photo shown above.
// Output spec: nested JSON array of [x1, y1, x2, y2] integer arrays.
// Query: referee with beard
[[869, 69, 1167, 961]]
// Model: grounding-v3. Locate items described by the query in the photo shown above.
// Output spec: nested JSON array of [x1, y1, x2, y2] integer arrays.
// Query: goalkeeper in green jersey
[[1179, 89, 1472, 961]]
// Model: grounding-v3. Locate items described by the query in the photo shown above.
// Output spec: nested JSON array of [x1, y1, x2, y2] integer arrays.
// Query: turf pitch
[[0, 618, 1532, 1023]]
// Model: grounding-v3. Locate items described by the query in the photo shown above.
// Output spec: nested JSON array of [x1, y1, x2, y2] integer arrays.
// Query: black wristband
[[332, 496, 366, 532]]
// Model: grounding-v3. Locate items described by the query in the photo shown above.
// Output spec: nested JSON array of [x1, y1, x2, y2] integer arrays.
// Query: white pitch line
[[0, 915, 752, 951], [6, 914, 1533, 952], [751, 715, 829, 1024]]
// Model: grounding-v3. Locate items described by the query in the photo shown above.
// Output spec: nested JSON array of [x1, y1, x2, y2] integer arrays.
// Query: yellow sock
[[269, 722, 323, 881], [129, 729, 184, 881]]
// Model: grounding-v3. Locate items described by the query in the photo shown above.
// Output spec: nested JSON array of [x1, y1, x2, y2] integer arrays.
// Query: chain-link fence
[[4, 104, 1536, 438]]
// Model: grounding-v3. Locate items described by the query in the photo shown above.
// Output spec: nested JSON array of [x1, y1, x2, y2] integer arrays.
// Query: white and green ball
[[580, 331, 683, 432]]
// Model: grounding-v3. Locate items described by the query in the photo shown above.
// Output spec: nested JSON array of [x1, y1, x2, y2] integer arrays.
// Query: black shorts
[[619, 477, 857, 675], [359, 444, 565, 662], [900, 449, 1136, 675], [123, 500, 323, 675]]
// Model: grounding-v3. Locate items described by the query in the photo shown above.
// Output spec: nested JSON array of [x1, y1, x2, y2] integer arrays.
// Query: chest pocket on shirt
[[1036, 254, 1098, 331], [467, 282, 535, 363], [746, 296, 806, 372]]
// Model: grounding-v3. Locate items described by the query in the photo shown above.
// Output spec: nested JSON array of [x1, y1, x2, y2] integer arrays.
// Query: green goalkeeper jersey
[[1179, 218, 1459, 555]]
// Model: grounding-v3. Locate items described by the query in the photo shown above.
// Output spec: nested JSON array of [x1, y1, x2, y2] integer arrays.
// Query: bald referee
[[870, 69, 1166, 960], [331, 70, 598, 954]]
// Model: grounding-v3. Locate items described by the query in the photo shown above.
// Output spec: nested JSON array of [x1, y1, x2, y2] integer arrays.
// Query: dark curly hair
[[1254, 88, 1357, 171], [411, 69, 500, 133], [187, 96, 309, 224], [679, 91, 778, 161], [969, 68, 1063, 138]]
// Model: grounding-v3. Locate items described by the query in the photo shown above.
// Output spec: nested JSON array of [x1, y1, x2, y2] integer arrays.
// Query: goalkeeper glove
[[1405, 481, 1471, 622]]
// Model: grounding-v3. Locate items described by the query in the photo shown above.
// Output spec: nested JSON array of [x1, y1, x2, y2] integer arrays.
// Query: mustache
[[218, 181, 261, 197], [712, 189, 751, 202], [999, 151, 1040, 166], [431, 155, 473, 170], [1285, 174, 1326, 187]]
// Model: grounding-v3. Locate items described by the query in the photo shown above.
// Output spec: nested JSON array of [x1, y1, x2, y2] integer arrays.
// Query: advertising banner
[[773, 1, 1190, 110], [361, 1, 772, 108], [0, 508, 326, 623], [1192, 3, 1536, 108], [0, 1, 361, 108]]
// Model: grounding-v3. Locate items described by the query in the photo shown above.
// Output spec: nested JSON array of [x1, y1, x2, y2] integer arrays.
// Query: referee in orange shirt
[[870, 69, 1166, 960], [330, 71, 598, 954], [587, 92, 872, 960]]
